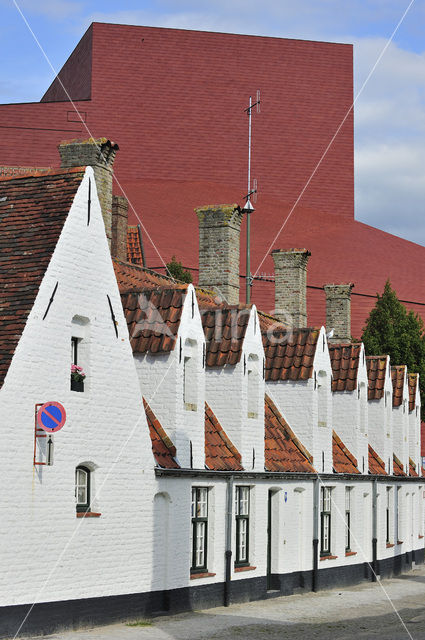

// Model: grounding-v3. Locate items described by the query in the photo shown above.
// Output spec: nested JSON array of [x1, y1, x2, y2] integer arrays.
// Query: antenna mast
[[243, 90, 260, 304]]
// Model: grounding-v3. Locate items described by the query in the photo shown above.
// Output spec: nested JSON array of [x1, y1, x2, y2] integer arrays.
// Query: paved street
[[20, 566, 425, 640]]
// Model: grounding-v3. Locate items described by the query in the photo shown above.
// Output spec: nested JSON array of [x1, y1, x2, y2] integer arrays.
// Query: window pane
[[239, 519, 247, 561], [195, 521, 206, 567], [345, 488, 351, 510]]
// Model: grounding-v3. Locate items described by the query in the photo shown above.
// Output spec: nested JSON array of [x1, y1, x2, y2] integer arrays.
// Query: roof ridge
[[0, 166, 86, 182]]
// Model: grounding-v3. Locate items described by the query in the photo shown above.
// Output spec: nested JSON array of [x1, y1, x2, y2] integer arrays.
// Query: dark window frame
[[71, 336, 79, 365], [345, 487, 351, 551], [320, 486, 331, 556], [386, 487, 391, 544], [75, 466, 90, 513], [235, 486, 250, 566], [191, 487, 208, 573]]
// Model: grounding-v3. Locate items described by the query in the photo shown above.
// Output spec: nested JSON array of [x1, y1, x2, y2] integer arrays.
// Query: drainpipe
[[224, 476, 234, 606], [372, 478, 378, 581], [312, 477, 320, 592]]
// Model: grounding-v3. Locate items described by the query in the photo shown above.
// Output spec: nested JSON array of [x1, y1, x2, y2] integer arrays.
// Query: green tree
[[362, 280, 425, 418], [166, 256, 193, 283]]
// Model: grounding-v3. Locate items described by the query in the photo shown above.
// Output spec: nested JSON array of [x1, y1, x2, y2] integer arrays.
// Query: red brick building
[[1, 22, 424, 335]]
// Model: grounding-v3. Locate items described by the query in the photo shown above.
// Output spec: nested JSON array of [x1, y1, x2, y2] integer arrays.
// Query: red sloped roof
[[391, 366, 406, 408], [366, 356, 388, 400], [329, 343, 362, 392], [409, 458, 419, 477], [332, 431, 360, 474], [408, 373, 418, 412], [368, 444, 387, 475], [143, 398, 179, 469], [0, 167, 85, 387], [393, 454, 406, 477], [113, 258, 181, 292], [202, 306, 252, 367], [264, 394, 315, 473], [121, 288, 187, 354], [205, 403, 243, 471], [261, 321, 320, 382]]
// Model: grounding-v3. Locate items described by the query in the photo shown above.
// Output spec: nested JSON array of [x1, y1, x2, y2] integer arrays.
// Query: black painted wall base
[[1, 548, 423, 638]]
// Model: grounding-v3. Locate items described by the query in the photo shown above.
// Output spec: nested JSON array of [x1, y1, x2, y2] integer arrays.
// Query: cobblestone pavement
[[20, 566, 425, 639]]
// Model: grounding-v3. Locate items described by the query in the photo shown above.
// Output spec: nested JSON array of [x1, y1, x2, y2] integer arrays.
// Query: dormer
[[391, 365, 409, 473], [201, 304, 265, 471], [328, 342, 368, 473], [366, 355, 393, 474], [408, 373, 421, 473], [125, 283, 206, 468]]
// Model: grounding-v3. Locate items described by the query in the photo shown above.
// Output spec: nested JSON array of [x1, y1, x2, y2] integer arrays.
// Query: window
[[345, 488, 352, 551], [71, 315, 89, 393], [386, 487, 391, 544], [191, 487, 208, 572], [320, 487, 332, 556], [71, 336, 79, 365], [317, 371, 327, 428], [75, 466, 90, 513], [235, 486, 250, 566], [396, 487, 402, 542]]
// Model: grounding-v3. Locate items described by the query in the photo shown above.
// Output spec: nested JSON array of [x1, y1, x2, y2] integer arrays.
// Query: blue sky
[[1, 0, 424, 245]]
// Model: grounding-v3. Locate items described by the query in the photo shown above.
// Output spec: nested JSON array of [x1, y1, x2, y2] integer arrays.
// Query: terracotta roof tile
[[409, 457, 419, 477], [121, 287, 187, 354], [391, 366, 406, 408], [264, 394, 315, 473], [127, 225, 144, 265], [143, 398, 179, 469], [205, 403, 243, 471], [261, 316, 320, 381], [202, 306, 251, 367], [393, 453, 406, 476], [408, 373, 418, 412], [329, 343, 362, 392], [332, 431, 359, 474], [0, 168, 85, 387], [368, 444, 387, 475], [113, 258, 182, 292], [366, 355, 388, 400]]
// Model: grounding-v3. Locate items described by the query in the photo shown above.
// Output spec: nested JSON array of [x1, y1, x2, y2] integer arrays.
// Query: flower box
[[71, 377, 84, 392]]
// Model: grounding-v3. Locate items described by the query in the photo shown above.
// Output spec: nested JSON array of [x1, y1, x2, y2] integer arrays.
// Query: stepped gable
[[0, 167, 85, 387], [205, 403, 243, 471], [328, 343, 362, 392], [408, 373, 418, 412], [332, 431, 359, 474], [409, 458, 419, 477], [264, 394, 315, 473], [121, 287, 187, 354], [127, 225, 144, 265], [261, 315, 320, 381], [391, 365, 406, 407], [393, 454, 406, 477], [201, 305, 252, 367], [366, 355, 388, 400], [143, 398, 179, 469], [368, 445, 387, 475]]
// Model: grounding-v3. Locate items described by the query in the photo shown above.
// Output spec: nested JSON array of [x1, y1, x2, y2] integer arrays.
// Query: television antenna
[[242, 90, 260, 304]]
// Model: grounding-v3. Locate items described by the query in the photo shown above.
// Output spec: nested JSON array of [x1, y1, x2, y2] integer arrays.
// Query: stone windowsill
[[247, 412, 258, 419], [320, 555, 338, 561], [419, 535, 424, 539], [190, 572, 216, 580], [345, 551, 357, 557], [76, 512, 101, 518], [234, 565, 257, 573], [397, 540, 404, 545], [386, 543, 395, 548], [185, 402, 197, 412]]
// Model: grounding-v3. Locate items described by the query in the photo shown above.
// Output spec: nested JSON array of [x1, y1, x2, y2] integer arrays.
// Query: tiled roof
[[368, 444, 387, 475], [332, 431, 360, 474], [121, 288, 187, 354], [0, 168, 85, 387], [393, 453, 406, 477], [202, 306, 251, 367], [264, 394, 315, 473], [408, 373, 418, 412], [205, 403, 243, 471], [409, 458, 419, 477], [113, 258, 181, 292], [329, 343, 362, 392], [261, 318, 320, 382], [143, 398, 179, 469], [391, 365, 406, 408], [366, 355, 388, 400], [127, 225, 144, 265]]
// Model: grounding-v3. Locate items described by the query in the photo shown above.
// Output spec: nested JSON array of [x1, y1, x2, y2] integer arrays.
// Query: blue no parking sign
[[37, 402, 66, 433]]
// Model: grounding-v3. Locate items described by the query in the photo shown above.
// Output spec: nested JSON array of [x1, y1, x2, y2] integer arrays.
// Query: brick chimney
[[195, 204, 243, 305], [58, 137, 119, 247], [324, 283, 354, 343], [111, 195, 128, 261], [271, 248, 310, 327]]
